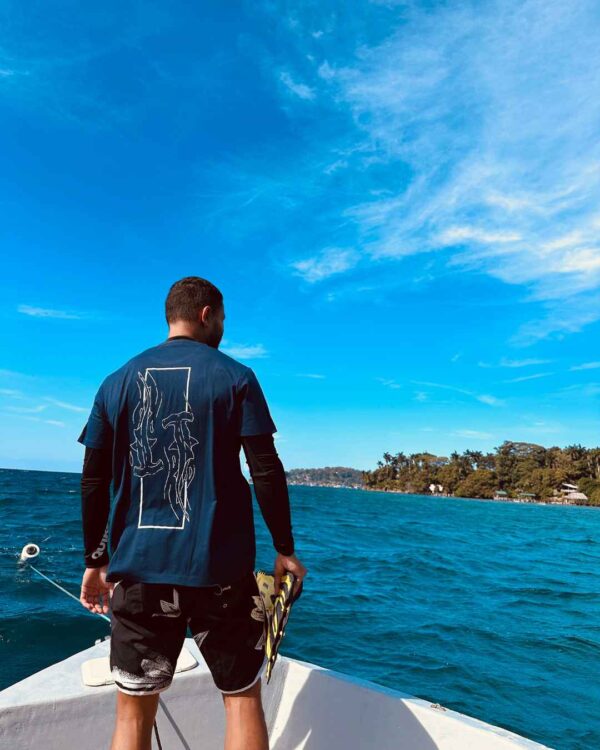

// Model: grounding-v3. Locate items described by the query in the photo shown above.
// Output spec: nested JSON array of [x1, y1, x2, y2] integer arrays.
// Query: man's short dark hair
[[165, 277, 223, 324]]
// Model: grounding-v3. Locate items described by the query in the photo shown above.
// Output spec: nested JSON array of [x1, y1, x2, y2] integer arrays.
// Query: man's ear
[[200, 305, 212, 326]]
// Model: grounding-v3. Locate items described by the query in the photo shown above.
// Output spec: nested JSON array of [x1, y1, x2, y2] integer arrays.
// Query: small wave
[[507, 587, 599, 601]]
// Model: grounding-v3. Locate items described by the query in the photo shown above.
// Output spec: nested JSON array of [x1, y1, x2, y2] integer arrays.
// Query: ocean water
[[1, 469, 600, 750]]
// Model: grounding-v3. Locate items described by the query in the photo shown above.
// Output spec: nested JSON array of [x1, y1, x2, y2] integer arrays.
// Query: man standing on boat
[[77, 276, 307, 750]]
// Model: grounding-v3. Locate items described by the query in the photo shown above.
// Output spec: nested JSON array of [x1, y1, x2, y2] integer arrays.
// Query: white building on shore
[[552, 482, 588, 505]]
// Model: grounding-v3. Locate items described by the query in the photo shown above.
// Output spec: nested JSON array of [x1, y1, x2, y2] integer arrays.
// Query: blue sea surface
[[1, 468, 600, 750]]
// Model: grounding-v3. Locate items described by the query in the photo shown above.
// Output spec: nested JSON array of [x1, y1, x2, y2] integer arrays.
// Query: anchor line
[[27, 563, 111, 623]]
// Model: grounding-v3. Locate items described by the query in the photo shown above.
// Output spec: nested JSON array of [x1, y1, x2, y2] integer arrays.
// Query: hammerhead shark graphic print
[[130, 367, 198, 530]]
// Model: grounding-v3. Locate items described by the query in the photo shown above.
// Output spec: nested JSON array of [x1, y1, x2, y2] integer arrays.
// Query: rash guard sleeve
[[81, 446, 112, 568], [241, 434, 294, 556]]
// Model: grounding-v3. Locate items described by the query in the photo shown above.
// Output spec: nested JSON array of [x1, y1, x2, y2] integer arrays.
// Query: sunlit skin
[[80, 563, 112, 615], [109, 692, 160, 750], [79, 302, 307, 749], [105, 677, 270, 750]]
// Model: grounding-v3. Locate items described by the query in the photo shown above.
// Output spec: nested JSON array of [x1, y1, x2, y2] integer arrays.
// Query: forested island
[[363, 441, 600, 505], [285, 442, 600, 506], [285, 467, 364, 489]]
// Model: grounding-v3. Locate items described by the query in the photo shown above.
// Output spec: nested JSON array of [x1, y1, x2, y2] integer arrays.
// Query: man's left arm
[[80, 446, 113, 615]]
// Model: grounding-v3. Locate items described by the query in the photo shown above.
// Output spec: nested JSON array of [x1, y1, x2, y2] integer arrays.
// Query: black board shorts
[[109, 570, 266, 696]]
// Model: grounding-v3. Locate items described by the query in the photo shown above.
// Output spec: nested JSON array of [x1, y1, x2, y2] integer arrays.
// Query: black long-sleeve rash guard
[[80, 434, 295, 569], [81, 446, 112, 568], [241, 434, 295, 556]]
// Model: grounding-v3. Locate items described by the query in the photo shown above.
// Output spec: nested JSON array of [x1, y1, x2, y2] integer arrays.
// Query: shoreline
[[289, 482, 596, 508]]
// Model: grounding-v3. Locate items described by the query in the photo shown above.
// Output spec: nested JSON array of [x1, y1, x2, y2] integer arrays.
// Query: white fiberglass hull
[[0, 637, 551, 750]]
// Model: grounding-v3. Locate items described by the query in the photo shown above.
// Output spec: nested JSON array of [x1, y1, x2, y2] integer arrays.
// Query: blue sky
[[1, 0, 599, 473]]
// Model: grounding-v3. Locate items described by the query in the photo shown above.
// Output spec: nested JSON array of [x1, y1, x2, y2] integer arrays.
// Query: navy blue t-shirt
[[78, 338, 277, 587]]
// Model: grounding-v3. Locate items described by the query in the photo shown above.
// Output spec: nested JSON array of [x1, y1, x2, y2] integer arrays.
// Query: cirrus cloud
[[264, 0, 600, 346], [291, 247, 358, 283], [18, 304, 82, 320], [221, 342, 269, 360]]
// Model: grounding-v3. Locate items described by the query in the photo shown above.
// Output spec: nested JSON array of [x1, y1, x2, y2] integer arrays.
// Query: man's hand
[[274, 553, 307, 597], [80, 565, 112, 615]]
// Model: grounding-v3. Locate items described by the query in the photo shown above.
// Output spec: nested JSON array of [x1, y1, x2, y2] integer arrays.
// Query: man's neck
[[167, 334, 197, 342], [167, 324, 203, 343]]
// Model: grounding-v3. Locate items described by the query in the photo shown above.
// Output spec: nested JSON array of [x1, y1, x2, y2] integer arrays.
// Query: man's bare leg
[[222, 679, 269, 750], [110, 691, 160, 750]]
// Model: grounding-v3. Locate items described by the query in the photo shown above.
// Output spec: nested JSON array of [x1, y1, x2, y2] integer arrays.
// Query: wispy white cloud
[[570, 361, 600, 371], [291, 247, 358, 283], [510, 293, 600, 346], [44, 397, 88, 413], [6, 404, 47, 414], [555, 382, 600, 398], [323, 158, 349, 175], [376, 377, 401, 390], [297, 373, 326, 379], [413, 380, 504, 407], [221, 342, 269, 360], [479, 358, 553, 368], [0, 388, 23, 398], [503, 372, 554, 384], [18, 304, 82, 320], [279, 71, 315, 100], [439, 227, 522, 245], [269, 1, 600, 344], [477, 394, 503, 407]]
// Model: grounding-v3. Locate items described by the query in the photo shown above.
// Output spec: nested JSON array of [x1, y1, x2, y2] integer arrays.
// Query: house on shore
[[553, 482, 589, 505], [493, 489, 509, 501], [564, 491, 589, 504], [515, 490, 537, 503]]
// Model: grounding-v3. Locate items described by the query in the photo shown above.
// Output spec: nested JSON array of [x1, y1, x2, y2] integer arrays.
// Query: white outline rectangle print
[[137, 366, 192, 531]]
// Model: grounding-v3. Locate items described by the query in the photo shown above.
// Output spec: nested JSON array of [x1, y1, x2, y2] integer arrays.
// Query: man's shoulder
[[211, 347, 252, 380], [97, 344, 165, 391], [99, 342, 252, 389]]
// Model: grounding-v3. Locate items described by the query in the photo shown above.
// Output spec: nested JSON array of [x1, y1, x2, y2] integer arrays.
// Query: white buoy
[[20, 543, 40, 562]]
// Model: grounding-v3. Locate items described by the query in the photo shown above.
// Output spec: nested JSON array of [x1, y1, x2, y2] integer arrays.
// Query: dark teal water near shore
[[2, 468, 600, 750]]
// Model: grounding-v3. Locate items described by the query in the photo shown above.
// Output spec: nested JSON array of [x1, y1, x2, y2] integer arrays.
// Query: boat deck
[[0, 638, 552, 749]]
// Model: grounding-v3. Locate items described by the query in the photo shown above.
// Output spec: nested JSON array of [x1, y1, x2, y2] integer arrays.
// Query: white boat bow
[[0, 637, 552, 749]]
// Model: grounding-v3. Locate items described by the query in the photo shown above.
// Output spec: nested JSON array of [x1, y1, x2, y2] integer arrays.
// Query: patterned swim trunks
[[109, 570, 266, 695]]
